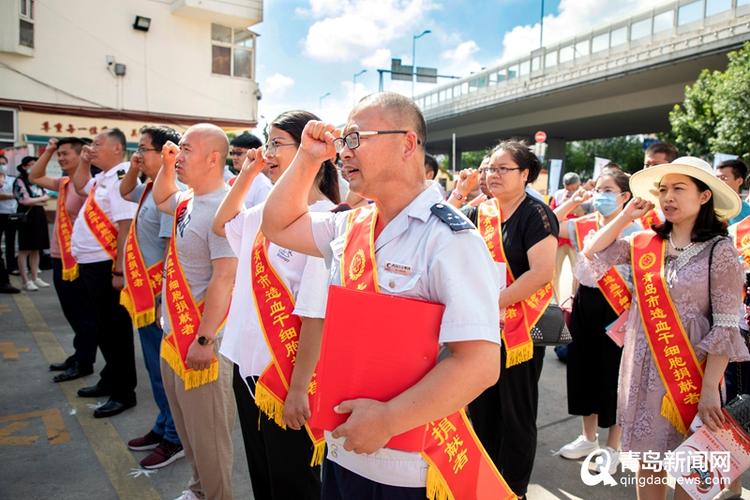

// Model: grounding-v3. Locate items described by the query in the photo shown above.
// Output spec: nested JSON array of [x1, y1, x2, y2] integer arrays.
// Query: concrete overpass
[[417, 0, 750, 162]]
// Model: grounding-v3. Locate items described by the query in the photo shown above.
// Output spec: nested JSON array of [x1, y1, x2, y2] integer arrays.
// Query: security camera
[[106, 55, 115, 66], [255, 88, 263, 101]]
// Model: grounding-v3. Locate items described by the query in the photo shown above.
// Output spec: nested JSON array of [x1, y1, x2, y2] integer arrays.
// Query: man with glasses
[[228, 132, 271, 208], [262, 92, 504, 499], [119, 126, 185, 469]]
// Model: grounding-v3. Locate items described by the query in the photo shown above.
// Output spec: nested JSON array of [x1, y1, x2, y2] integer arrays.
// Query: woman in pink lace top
[[582, 157, 750, 500]]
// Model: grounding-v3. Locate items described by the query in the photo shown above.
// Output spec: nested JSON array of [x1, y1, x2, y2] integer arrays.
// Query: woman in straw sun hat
[[582, 156, 750, 500]]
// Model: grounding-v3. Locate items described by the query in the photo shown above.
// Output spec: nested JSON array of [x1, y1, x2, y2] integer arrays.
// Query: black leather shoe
[[93, 398, 136, 418], [77, 383, 111, 398], [49, 356, 75, 371], [53, 364, 94, 383]]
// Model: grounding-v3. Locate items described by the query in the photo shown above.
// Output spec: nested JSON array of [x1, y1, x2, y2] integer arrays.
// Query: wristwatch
[[197, 335, 215, 346]]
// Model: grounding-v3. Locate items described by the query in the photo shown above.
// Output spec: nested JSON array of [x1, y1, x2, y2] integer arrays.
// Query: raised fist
[[242, 148, 266, 176], [130, 152, 144, 172], [624, 196, 655, 221], [47, 138, 59, 151], [80, 145, 94, 164], [299, 120, 339, 165], [456, 168, 479, 196], [161, 141, 179, 168]]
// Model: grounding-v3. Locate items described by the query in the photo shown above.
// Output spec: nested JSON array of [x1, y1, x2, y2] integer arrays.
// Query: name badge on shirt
[[384, 262, 412, 276]]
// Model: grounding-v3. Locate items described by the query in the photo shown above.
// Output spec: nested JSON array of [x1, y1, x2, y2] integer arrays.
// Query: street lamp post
[[319, 91, 331, 112], [539, 0, 545, 49], [352, 69, 367, 106], [412, 29, 431, 98]]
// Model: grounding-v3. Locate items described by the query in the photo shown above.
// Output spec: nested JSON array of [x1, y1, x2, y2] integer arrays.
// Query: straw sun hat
[[629, 156, 741, 221]]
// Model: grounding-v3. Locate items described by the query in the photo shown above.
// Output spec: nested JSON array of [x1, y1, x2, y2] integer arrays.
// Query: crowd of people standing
[[2, 91, 750, 500]]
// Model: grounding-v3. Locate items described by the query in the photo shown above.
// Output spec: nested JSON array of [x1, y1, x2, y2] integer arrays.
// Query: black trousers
[[52, 258, 98, 367], [78, 260, 136, 402], [233, 366, 321, 500], [468, 345, 545, 497], [321, 459, 425, 500], [566, 285, 622, 427], [0, 214, 15, 281]]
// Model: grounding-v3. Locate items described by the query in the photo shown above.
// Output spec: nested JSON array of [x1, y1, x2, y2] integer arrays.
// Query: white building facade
[[0, 0, 263, 159]]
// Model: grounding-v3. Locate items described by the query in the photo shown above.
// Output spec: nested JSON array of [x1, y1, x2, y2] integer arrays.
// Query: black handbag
[[8, 209, 29, 225], [531, 303, 572, 346]]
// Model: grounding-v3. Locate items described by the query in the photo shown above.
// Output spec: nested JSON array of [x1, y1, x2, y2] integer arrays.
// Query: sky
[[252, 0, 669, 129]]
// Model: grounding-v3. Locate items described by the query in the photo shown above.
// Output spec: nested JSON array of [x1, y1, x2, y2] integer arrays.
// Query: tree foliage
[[564, 136, 646, 176], [666, 41, 750, 160]]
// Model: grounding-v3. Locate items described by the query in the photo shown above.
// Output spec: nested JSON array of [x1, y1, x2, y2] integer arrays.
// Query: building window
[[0, 108, 16, 148], [211, 23, 254, 79], [19, 0, 34, 48]]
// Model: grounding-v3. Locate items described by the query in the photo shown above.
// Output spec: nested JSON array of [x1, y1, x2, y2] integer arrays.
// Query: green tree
[[667, 41, 750, 160], [564, 136, 646, 176]]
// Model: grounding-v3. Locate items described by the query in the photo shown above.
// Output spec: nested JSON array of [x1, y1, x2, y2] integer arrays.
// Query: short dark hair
[[491, 139, 542, 185], [424, 153, 439, 177], [57, 137, 87, 154], [645, 142, 678, 163], [357, 92, 427, 148], [230, 132, 262, 149], [718, 159, 748, 182], [654, 176, 727, 241], [140, 126, 181, 151], [271, 110, 340, 204], [20, 156, 37, 167], [106, 128, 127, 151]]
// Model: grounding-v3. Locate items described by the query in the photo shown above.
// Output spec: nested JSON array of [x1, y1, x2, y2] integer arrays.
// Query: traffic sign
[[534, 130, 547, 143]]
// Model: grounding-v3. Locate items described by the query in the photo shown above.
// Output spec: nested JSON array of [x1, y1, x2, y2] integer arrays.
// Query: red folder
[[310, 285, 445, 451]]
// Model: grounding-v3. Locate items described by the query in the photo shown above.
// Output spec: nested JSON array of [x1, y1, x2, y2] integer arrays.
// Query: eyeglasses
[[478, 166, 522, 176], [263, 140, 297, 157], [137, 147, 160, 154], [333, 130, 419, 153], [229, 150, 246, 157]]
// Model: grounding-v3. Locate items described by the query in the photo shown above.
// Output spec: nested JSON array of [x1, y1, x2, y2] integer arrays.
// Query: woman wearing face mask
[[552, 168, 637, 472], [583, 157, 750, 500], [212, 110, 340, 500]]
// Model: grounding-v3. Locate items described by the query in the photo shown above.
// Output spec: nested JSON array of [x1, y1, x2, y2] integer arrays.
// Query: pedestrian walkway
[[1, 271, 749, 499]]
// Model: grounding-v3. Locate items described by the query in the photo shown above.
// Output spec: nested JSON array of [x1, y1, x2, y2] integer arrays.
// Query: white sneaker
[[24, 281, 39, 291], [559, 434, 599, 459], [34, 277, 50, 288], [595, 446, 620, 475], [173, 490, 199, 500]]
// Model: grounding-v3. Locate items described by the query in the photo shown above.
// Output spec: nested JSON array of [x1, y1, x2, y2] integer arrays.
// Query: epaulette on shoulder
[[430, 202, 475, 232], [116, 169, 126, 180]]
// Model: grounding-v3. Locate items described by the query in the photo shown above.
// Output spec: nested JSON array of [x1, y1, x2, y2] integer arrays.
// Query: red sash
[[640, 208, 663, 230], [631, 231, 704, 435], [250, 231, 326, 466], [342, 205, 516, 500], [477, 199, 553, 367], [160, 195, 222, 390], [574, 216, 632, 316], [729, 215, 750, 270], [120, 182, 164, 329], [56, 177, 79, 281], [83, 182, 118, 261]]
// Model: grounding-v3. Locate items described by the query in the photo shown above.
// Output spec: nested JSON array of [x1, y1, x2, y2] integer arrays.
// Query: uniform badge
[[117, 169, 126, 180], [430, 203, 474, 232]]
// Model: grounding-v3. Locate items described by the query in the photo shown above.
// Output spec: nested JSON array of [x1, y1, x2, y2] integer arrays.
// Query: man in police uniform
[[261, 92, 502, 498], [71, 128, 138, 418]]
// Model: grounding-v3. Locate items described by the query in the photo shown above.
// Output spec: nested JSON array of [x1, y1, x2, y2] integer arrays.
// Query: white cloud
[[441, 40, 482, 76], [362, 48, 392, 69], [303, 0, 437, 62], [498, 0, 666, 63], [263, 73, 295, 98]]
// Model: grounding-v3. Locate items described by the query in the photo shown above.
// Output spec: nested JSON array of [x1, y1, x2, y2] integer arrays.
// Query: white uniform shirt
[[71, 162, 137, 264], [220, 199, 334, 387], [309, 183, 502, 488]]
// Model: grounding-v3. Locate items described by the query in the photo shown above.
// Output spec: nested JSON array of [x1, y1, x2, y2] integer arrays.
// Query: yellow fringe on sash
[[254, 382, 287, 429], [119, 290, 156, 329], [504, 341, 534, 368], [426, 464, 455, 500], [660, 395, 688, 435], [160, 337, 218, 390], [255, 382, 327, 467], [311, 440, 326, 467], [62, 265, 79, 282]]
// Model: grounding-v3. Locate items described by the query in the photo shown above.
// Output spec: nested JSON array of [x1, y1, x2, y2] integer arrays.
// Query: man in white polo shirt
[[71, 128, 139, 418]]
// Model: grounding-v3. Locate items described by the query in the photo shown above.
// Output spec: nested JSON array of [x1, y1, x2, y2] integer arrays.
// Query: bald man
[[153, 124, 238, 500], [262, 93, 504, 498]]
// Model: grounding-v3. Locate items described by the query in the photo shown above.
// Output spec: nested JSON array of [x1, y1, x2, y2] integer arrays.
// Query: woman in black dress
[[14, 156, 50, 291]]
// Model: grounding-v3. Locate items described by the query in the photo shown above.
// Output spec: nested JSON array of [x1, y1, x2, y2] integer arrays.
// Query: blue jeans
[[139, 323, 180, 445]]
